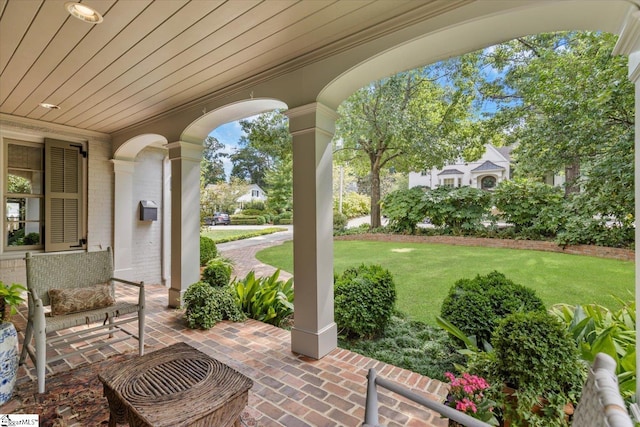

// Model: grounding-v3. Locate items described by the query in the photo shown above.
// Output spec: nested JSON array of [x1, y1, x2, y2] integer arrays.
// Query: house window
[[443, 178, 455, 188], [4, 138, 86, 252], [251, 190, 259, 198], [420, 170, 428, 176]]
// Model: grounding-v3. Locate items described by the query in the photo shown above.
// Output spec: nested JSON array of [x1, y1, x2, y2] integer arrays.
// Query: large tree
[[233, 110, 293, 209], [231, 110, 292, 192], [200, 136, 227, 186], [335, 57, 482, 228], [480, 31, 634, 223]]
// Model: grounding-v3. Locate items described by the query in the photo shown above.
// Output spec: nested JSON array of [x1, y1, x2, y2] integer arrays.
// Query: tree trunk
[[370, 167, 382, 228], [564, 160, 580, 195]]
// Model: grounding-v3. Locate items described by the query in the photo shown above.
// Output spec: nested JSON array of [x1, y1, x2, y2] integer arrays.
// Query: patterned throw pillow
[[49, 283, 115, 316]]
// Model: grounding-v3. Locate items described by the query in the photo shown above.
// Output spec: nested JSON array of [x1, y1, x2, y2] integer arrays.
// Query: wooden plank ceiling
[[0, 0, 459, 135]]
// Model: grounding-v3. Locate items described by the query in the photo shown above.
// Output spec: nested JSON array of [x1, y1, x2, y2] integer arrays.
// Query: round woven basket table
[[99, 342, 253, 427]]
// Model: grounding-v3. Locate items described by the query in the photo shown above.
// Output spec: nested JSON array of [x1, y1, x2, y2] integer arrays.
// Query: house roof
[[437, 169, 464, 176], [495, 146, 514, 162], [471, 161, 505, 172]]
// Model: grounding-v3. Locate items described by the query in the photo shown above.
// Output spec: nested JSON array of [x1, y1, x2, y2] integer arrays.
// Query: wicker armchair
[[19, 248, 145, 393], [572, 352, 634, 427]]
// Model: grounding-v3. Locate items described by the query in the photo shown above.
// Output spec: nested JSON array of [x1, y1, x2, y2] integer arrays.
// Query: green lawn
[[256, 240, 634, 325]]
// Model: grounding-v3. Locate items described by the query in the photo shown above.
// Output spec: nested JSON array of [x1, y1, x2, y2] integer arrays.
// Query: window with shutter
[[44, 139, 85, 252]]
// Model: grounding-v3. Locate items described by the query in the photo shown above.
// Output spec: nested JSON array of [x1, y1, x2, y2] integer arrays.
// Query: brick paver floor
[[12, 232, 450, 426]]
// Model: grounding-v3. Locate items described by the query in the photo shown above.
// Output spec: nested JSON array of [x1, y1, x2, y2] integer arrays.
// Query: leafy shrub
[[241, 208, 266, 216], [232, 270, 294, 327], [492, 179, 565, 237], [274, 211, 293, 225], [243, 200, 266, 211], [492, 311, 585, 426], [423, 186, 493, 233], [551, 300, 636, 403], [334, 264, 397, 339], [556, 213, 634, 248], [202, 258, 233, 287], [381, 187, 427, 233], [439, 271, 545, 348], [199, 236, 218, 266], [183, 281, 245, 329], [335, 192, 370, 219], [333, 211, 348, 232]]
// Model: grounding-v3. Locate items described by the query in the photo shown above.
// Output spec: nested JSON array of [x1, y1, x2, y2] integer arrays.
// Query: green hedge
[[230, 215, 266, 225]]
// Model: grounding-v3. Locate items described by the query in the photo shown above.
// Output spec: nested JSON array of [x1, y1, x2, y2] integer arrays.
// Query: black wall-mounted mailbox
[[139, 200, 158, 221]]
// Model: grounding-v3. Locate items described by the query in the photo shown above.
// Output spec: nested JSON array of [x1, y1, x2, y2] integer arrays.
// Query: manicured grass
[[201, 227, 287, 244], [256, 240, 634, 325]]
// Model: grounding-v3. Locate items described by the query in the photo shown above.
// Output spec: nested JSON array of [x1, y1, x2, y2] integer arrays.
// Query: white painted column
[[633, 52, 640, 407], [287, 102, 338, 359], [167, 141, 202, 308], [112, 159, 135, 279], [613, 8, 640, 403], [162, 155, 171, 288]]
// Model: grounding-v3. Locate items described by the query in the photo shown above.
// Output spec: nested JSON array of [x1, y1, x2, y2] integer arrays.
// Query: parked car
[[209, 212, 230, 225]]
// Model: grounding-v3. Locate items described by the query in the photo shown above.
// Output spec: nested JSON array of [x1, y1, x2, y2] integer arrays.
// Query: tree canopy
[[335, 55, 483, 227], [480, 31, 634, 224], [200, 136, 227, 186]]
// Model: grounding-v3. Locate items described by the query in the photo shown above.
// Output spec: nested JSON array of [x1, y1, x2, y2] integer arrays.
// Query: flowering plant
[[444, 372, 499, 426]]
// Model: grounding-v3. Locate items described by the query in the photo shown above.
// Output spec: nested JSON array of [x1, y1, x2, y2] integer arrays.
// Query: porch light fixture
[[65, 2, 103, 24], [39, 103, 60, 110]]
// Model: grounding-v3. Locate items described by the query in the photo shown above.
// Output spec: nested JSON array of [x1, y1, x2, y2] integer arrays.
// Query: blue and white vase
[[0, 322, 19, 404]]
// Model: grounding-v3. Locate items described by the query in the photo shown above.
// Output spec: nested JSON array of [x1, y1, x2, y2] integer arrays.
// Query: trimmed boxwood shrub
[[230, 214, 266, 225], [492, 311, 585, 426], [183, 281, 245, 329], [202, 258, 233, 287], [334, 263, 397, 339], [440, 271, 545, 348], [199, 236, 217, 267]]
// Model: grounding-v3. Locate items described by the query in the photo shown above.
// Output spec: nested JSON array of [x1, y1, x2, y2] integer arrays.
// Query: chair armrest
[[112, 277, 144, 288]]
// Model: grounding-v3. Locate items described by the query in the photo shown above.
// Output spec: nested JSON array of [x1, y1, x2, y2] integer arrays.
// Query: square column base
[[168, 287, 185, 309], [291, 322, 338, 359]]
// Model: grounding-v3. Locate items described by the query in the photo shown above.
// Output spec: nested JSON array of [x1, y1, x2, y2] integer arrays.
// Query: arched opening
[[166, 99, 288, 307]]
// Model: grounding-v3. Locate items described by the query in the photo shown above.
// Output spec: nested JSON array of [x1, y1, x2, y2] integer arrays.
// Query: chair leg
[[138, 310, 145, 356], [34, 328, 46, 393], [108, 316, 114, 339], [19, 320, 33, 365]]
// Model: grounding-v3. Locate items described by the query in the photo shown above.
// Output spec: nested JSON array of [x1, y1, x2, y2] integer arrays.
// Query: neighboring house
[[408, 144, 512, 190], [236, 184, 267, 208], [204, 183, 267, 211]]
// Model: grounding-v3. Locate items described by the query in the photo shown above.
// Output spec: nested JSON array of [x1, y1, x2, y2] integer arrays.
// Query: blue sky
[[210, 121, 245, 177]]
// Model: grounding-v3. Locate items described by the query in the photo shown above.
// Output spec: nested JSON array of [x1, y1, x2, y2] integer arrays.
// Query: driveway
[[216, 226, 292, 280]]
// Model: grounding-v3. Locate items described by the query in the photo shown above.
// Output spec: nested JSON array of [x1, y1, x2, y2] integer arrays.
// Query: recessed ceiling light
[[39, 103, 61, 110], [65, 2, 103, 24]]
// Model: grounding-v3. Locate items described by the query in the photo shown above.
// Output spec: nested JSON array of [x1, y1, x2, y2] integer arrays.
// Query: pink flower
[[444, 372, 497, 424]]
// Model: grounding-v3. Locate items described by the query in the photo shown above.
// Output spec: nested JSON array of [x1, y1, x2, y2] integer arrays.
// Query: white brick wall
[[87, 139, 114, 251], [130, 148, 165, 286]]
